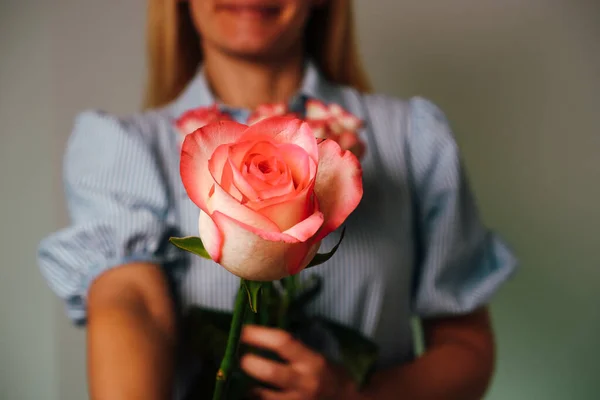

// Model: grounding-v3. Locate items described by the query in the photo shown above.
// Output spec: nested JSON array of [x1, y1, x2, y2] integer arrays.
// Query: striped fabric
[[38, 60, 517, 389]]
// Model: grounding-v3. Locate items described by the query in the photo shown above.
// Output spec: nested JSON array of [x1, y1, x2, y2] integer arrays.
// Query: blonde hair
[[143, 0, 372, 109]]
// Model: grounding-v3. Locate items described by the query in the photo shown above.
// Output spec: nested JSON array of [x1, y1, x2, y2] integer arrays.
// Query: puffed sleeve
[[38, 111, 182, 325], [406, 98, 518, 318]]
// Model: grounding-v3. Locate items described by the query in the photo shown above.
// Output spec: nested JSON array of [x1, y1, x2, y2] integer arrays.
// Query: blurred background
[[1, 1, 598, 399]]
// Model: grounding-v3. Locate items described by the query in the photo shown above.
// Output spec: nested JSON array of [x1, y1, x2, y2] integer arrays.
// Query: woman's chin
[[215, 37, 291, 60]]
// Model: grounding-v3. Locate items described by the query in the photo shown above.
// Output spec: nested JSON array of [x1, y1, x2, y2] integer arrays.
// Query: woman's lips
[[217, 3, 282, 18]]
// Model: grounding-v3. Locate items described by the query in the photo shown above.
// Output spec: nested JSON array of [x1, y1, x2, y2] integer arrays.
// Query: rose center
[[257, 160, 271, 174]]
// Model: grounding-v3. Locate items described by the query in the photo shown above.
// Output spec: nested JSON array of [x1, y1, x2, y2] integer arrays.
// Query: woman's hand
[[240, 325, 358, 400]]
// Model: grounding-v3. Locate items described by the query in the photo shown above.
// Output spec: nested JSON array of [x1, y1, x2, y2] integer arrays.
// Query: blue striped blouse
[[38, 60, 517, 375]]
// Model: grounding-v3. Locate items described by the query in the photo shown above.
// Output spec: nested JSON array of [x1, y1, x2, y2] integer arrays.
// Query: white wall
[[0, 1, 597, 399], [355, 2, 600, 398], [1, 2, 145, 399], [50, 2, 146, 399], [0, 2, 58, 399], [46, 0, 146, 400]]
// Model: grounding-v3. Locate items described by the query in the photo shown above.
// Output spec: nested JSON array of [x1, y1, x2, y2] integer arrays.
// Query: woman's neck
[[202, 49, 305, 110]]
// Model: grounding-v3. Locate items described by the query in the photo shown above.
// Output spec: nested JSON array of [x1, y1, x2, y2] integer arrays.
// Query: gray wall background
[[1, 1, 598, 399]]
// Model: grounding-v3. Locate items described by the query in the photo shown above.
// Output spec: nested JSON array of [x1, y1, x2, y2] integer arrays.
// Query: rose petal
[[339, 113, 362, 132], [240, 141, 281, 162], [181, 121, 248, 212], [336, 131, 366, 160], [228, 140, 278, 175], [207, 144, 243, 201], [227, 139, 263, 167], [329, 104, 362, 131], [245, 188, 298, 211], [249, 156, 287, 184], [307, 120, 330, 139], [198, 210, 224, 262], [244, 153, 316, 211], [240, 155, 293, 195], [286, 240, 321, 276], [243, 167, 291, 194], [231, 141, 294, 199], [207, 144, 230, 186], [226, 156, 260, 201], [252, 177, 295, 200], [306, 99, 330, 120], [282, 197, 324, 242], [239, 117, 319, 164], [247, 103, 289, 125], [210, 211, 320, 280], [313, 139, 363, 241], [177, 120, 204, 137], [326, 117, 346, 134], [256, 182, 314, 231], [219, 159, 245, 202], [176, 105, 231, 135], [208, 181, 281, 233], [276, 143, 314, 190], [236, 141, 314, 198]]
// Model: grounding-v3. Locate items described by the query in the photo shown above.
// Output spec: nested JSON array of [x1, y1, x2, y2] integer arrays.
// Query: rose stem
[[213, 280, 247, 400], [278, 275, 298, 329]]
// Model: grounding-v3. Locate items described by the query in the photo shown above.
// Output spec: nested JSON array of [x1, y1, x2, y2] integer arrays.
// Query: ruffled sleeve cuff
[[37, 110, 183, 324], [406, 97, 519, 318]]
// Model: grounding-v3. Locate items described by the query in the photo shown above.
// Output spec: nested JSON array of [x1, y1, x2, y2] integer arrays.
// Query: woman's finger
[[241, 325, 310, 363], [250, 387, 302, 400], [240, 353, 297, 390]]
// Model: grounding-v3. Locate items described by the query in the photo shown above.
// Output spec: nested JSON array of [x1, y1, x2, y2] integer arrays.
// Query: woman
[[38, 0, 517, 399]]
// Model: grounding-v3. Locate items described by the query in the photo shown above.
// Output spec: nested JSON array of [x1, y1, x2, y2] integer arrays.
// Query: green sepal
[[242, 280, 263, 313], [169, 236, 211, 259], [306, 227, 346, 268]]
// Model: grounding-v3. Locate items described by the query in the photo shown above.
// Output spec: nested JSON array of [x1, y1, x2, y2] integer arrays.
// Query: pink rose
[[305, 100, 366, 159], [176, 105, 232, 137], [306, 119, 330, 139], [180, 116, 363, 281], [247, 103, 295, 125], [336, 131, 366, 161]]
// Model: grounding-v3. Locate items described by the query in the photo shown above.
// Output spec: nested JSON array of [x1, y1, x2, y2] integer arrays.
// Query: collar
[[168, 58, 339, 118]]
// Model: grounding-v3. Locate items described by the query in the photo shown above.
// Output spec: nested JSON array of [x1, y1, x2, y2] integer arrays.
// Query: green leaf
[[321, 318, 379, 389], [289, 274, 323, 312], [183, 308, 232, 368], [169, 236, 211, 259], [242, 280, 263, 313], [306, 227, 346, 268]]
